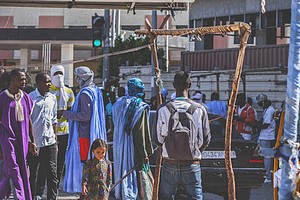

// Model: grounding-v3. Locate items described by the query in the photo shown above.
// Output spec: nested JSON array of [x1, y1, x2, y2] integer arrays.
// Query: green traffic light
[[93, 39, 101, 47]]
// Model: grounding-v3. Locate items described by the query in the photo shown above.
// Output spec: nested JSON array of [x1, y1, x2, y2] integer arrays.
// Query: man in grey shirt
[[153, 71, 211, 200], [29, 72, 58, 200]]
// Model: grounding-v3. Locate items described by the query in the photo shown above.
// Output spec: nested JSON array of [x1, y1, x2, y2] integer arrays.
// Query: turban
[[51, 65, 65, 77], [127, 78, 145, 98], [74, 66, 94, 88]]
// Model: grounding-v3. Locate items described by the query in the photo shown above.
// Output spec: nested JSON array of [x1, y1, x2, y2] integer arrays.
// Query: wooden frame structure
[[135, 21, 251, 200]]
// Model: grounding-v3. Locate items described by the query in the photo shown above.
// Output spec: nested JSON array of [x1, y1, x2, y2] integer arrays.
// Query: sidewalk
[[7, 190, 80, 200]]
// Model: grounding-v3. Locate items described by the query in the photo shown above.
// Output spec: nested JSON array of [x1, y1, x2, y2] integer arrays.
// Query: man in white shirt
[[256, 93, 276, 184], [29, 73, 58, 200]]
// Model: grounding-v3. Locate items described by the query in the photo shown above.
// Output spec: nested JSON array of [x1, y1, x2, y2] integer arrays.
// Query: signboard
[[202, 151, 237, 159]]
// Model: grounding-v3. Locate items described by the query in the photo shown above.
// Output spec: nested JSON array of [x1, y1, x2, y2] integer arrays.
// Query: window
[[176, 25, 188, 29], [18, 26, 35, 29], [121, 26, 140, 31]]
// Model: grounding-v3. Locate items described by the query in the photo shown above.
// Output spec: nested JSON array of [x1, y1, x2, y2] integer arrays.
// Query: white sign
[[202, 151, 237, 159]]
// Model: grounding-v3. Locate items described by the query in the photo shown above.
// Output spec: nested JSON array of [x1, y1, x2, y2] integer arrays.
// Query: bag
[[139, 165, 154, 200], [165, 100, 198, 160]]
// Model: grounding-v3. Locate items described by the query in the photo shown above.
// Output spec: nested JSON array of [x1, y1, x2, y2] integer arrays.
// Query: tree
[[97, 35, 166, 86]]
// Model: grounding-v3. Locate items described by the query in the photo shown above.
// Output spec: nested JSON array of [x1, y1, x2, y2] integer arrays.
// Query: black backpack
[[165, 100, 198, 160]]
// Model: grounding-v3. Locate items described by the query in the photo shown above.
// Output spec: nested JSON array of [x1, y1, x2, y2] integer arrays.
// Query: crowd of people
[[0, 66, 282, 199]]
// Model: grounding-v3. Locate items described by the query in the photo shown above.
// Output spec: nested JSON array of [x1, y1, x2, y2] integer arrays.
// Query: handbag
[[139, 164, 154, 200]]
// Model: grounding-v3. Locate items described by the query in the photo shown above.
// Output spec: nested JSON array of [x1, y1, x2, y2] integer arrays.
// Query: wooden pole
[[135, 22, 251, 200], [225, 24, 250, 200], [147, 14, 171, 200], [145, 18, 162, 200]]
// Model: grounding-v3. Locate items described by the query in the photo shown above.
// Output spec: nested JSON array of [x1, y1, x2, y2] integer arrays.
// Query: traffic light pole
[[103, 9, 110, 88], [151, 11, 157, 97]]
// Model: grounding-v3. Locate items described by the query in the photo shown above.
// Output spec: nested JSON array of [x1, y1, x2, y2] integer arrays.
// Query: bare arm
[[53, 123, 58, 143], [29, 119, 35, 143], [29, 119, 38, 156]]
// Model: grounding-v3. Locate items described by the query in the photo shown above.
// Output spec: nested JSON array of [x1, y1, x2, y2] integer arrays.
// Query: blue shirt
[[29, 89, 57, 148], [206, 100, 227, 118]]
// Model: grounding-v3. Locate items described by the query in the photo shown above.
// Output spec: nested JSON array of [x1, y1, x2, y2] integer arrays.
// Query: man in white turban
[[58, 66, 107, 193], [49, 65, 75, 189]]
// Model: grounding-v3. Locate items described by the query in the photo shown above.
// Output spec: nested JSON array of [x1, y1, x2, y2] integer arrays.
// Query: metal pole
[[116, 9, 121, 36], [112, 9, 116, 47], [42, 42, 45, 71], [165, 10, 169, 72], [103, 9, 110, 87], [151, 10, 157, 97]]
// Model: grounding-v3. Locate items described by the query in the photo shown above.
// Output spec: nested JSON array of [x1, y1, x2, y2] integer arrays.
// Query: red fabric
[[234, 104, 256, 134], [79, 138, 90, 161]]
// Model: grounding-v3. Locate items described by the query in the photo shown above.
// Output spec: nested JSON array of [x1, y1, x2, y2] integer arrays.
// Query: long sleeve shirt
[[63, 93, 92, 138], [153, 98, 211, 160]]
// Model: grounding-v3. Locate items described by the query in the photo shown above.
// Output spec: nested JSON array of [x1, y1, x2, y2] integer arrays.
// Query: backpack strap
[[165, 99, 199, 115], [165, 100, 176, 115], [186, 99, 199, 115]]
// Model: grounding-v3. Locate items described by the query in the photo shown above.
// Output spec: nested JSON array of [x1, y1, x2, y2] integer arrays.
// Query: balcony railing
[[181, 44, 289, 72]]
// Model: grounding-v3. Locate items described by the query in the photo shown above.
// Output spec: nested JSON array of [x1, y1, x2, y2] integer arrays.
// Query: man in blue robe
[[112, 78, 153, 199], [58, 66, 106, 193]]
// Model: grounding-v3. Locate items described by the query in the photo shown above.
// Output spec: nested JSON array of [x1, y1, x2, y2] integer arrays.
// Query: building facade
[[189, 0, 291, 50], [0, 6, 189, 85]]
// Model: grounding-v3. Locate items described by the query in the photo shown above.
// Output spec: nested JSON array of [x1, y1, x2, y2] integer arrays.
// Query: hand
[[57, 110, 63, 119], [82, 184, 88, 196], [29, 142, 38, 156], [142, 157, 149, 164]]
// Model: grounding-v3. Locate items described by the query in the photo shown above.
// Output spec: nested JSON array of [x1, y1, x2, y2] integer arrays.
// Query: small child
[[82, 139, 112, 200]]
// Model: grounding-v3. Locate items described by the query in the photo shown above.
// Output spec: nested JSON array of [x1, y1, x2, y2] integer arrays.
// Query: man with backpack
[[153, 71, 211, 199]]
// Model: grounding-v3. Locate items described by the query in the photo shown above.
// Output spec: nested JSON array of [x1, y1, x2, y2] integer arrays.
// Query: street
[[7, 182, 272, 200], [204, 183, 273, 200]]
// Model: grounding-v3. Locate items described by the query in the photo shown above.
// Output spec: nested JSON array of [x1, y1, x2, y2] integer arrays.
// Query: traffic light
[[92, 15, 104, 47]]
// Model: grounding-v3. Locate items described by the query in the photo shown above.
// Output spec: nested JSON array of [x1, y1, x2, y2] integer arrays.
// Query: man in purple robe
[[0, 68, 37, 200]]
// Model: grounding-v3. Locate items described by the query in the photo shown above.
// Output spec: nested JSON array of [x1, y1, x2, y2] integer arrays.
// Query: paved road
[[7, 182, 273, 200], [204, 182, 273, 200]]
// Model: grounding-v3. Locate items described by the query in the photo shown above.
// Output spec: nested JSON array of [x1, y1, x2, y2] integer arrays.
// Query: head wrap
[[127, 78, 145, 98], [161, 88, 168, 98], [74, 66, 94, 88], [171, 92, 176, 100], [256, 93, 268, 103], [51, 65, 65, 77], [192, 91, 203, 103], [50, 65, 68, 110]]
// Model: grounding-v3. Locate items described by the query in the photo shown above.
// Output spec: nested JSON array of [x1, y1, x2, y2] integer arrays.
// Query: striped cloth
[[50, 85, 75, 135]]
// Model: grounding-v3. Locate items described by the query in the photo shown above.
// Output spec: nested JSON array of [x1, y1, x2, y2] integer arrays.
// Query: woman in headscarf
[[112, 78, 153, 200]]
